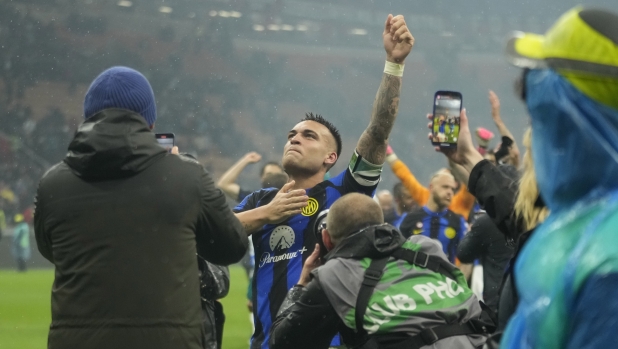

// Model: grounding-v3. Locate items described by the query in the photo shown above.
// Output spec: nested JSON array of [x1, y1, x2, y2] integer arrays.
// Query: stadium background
[[0, 0, 614, 347]]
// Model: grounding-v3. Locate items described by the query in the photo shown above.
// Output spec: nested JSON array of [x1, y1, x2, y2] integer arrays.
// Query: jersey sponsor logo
[[259, 225, 307, 268], [259, 246, 308, 268], [301, 198, 319, 216], [269, 225, 296, 251]]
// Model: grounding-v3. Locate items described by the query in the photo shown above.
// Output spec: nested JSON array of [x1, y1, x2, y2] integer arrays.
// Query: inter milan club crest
[[301, 198, 319, 216]]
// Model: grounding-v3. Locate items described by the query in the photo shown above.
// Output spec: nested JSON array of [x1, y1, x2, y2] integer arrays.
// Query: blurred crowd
[[0, 1, 382, 228]]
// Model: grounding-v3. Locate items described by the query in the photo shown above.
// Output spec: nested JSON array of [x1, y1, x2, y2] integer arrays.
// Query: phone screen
[[431, 91, 462, 148], [155, 133, 175, 151]]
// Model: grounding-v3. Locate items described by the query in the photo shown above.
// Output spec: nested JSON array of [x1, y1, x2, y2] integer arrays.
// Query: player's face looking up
[[283, 120, 338, 177]]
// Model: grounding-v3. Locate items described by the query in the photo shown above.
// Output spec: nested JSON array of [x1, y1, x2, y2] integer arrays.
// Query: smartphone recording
[[155, 133, 175, 151], [431, 91, 462, 149]]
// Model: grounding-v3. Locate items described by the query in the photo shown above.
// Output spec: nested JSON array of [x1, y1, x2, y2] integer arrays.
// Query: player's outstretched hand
[[298, 244, 322, 286], [383, 14, 414, 64], [265, 180, 308, 224], [427, 109, 484, 171]]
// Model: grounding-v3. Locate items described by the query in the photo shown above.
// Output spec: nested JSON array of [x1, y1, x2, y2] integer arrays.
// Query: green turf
[[0, 269, 53, 349], [0, 267, 253, 349], [220, 267, 253, 349]]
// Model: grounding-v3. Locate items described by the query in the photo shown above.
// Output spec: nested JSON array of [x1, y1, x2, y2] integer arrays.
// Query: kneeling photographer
[[270, 193, 493, 349]]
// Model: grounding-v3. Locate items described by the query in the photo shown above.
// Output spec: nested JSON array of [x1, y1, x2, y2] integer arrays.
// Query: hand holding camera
[[298, 244, 322, 287]]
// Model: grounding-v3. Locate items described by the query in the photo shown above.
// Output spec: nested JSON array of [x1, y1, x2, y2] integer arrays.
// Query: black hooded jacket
[[467, 160, 531, 331], [34, 109, 248, 349]]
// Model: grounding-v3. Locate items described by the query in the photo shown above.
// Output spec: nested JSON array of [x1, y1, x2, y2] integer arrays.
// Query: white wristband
[[384, 61, 404, 77], [386, 153, 399, 164]]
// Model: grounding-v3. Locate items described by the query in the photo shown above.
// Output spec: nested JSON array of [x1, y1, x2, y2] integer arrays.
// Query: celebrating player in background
[[399, 171, 468, 263], [233, 14, 414, 349], [217, 151, 285, 202], [386, 145, 476, 220]]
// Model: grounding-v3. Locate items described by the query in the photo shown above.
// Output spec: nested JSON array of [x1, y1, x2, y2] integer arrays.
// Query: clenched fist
[[383, 14, 414, 64]]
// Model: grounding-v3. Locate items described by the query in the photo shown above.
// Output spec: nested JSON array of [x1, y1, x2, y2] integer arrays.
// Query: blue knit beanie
[[84, 66, 156, 126]]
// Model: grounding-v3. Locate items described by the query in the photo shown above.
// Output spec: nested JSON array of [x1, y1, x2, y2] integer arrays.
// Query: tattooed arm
[[356, 73, 402, 164], [356, 14, 414, 164]]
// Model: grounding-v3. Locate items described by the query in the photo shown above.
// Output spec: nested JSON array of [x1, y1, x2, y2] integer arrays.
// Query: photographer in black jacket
[[34, 66, 248, 349]]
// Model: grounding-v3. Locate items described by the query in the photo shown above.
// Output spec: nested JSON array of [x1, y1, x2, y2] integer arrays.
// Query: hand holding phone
[[431, 91, 462, 149], [427, 108, 485, 173], [155, 133, 175, 152]]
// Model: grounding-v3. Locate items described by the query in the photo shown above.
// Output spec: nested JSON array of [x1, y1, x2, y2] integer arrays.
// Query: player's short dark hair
[[260, 161, 282, 177], [303, 112, 342, 158], [393, 182, 406, 200]]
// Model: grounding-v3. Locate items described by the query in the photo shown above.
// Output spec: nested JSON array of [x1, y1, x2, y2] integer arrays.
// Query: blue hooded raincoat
[[501, 69, 618, 349]]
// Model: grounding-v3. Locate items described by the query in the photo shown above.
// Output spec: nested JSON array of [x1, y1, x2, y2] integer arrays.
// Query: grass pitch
[[0, 267, 253, 349]]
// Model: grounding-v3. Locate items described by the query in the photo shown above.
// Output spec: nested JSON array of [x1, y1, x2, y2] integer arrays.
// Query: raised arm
[[489, 90, 520, 167], [386, 145, 430, 205], [217, 152, 262, 199], [356, 15, 414, 164], [449, 159, 470, 185]]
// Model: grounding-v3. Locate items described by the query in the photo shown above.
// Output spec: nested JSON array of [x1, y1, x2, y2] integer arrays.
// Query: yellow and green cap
[[506, 8, 618, 109]]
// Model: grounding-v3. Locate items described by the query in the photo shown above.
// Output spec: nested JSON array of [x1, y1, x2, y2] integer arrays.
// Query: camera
[[313, 209, 329, 256]]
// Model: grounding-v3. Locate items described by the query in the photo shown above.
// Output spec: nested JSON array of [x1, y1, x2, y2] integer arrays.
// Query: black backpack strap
[[355, 257, 390, 334], [381, 320, 490, 349], [391, 247, 459, 280], [478, 300, 498, 330]]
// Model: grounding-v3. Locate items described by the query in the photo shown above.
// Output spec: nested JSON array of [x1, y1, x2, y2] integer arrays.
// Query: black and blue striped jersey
[[399, 206, 466, 263], [234, 158, 379, 349]]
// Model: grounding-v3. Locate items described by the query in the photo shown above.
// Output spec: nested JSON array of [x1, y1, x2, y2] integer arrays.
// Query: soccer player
[[399, 171, 467, 264], [233, 14, 414, 349], [436, 115, 447, 142], [217, 151, 285, 202]]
